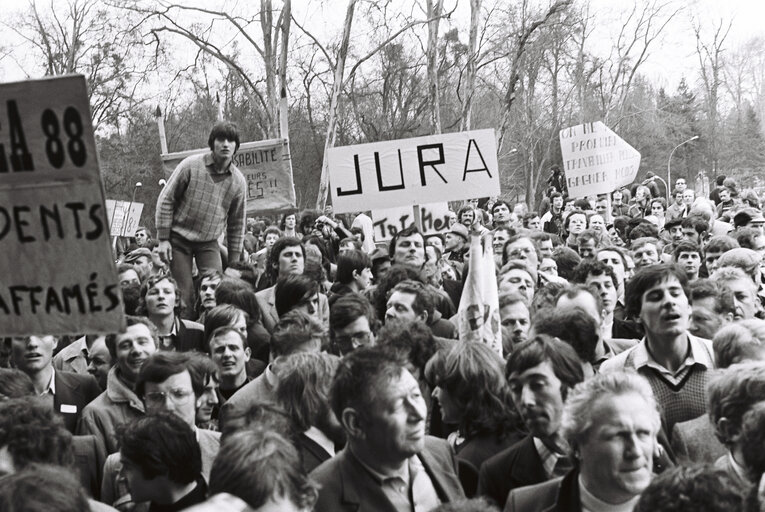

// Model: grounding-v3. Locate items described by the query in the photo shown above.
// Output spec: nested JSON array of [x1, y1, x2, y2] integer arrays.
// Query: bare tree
[[495, 0, 571, 153], [301, 1, 451, 210], [594, 1, 682, 126], [5, 0, 154, 129], [124, 0, 291, 139], [694, 17, 732, 174]]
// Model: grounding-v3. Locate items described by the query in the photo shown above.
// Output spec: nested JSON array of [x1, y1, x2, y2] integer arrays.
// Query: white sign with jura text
[[559, 121, 641, 198], [328, 129, 500, 213], [0, 75, 124, 335], [372, 203, 451, 241]]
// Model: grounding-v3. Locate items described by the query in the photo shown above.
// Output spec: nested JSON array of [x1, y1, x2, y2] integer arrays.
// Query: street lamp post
[[667, 135, 699, 201]]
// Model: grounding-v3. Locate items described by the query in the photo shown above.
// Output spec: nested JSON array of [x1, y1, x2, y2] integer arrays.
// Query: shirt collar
[[42, 369, 55, 396], [350, 447, 410, 483], [204, 151, 232, 175], [533, 437, 563, 477], [631, 334, 714, 375], [729, 451, 750, 483], [304, 426, 336, 457]]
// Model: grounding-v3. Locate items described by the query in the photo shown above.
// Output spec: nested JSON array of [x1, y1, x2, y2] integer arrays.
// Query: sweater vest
[[625, 351, 709, 432]]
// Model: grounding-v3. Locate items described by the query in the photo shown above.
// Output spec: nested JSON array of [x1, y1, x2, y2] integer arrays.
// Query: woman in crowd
[[426, 342, 523, 496]]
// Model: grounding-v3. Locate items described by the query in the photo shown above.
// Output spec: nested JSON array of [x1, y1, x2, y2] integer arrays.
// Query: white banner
[[559, 121, 641, 198], [328, 129, 500, 213], [371, 202, 451, 241]]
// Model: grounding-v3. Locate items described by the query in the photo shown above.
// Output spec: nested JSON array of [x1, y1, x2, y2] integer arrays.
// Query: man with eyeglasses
[[329, 293, 377, 356], [101, 351, 220, 510]]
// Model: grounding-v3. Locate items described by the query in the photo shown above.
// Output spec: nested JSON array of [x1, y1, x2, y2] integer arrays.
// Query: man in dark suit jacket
[[10, 335, 101, 433], [275, 352, 344, 473], [54, 370, 103, 433], [311, 347, 465, 511], [477, 337, 584, 509]]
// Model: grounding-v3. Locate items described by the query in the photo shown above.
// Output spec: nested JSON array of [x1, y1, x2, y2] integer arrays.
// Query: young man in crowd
[[10, 335, 101, 434], [207, 326, 252, 403], [600, 264, 715, 431], [674, 240, 703, 282], [155, 121, 246, 314], [478, 336, 584, 509], [78, 316, 158, 454]]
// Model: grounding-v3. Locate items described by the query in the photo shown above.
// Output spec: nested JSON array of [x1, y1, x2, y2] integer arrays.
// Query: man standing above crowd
[[155, 121, 247, 312]]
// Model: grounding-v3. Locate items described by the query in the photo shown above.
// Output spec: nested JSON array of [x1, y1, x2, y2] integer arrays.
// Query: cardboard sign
[[559, 121, 641, 198], [371, 202, 451, 241], [105, 200, 144, 237], [0, 75, 124, 335], [328, 129, 500, 213], [162, 138, 296, 214]]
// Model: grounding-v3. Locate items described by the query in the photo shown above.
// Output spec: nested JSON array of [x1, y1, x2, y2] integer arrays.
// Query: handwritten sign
[[328, 129, 500, 214], [0, 76, 124, 335], [371, 203, 451, 241], [162, 138, 296, 213], [105, 200, 143, 237], [559, 121, 641, 198]]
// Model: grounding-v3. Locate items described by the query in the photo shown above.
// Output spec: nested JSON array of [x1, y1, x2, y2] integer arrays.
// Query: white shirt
[[304, 426, 335, 457]]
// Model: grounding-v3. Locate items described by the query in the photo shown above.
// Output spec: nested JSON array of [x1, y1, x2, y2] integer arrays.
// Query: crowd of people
[[5, 122, 765, 511]]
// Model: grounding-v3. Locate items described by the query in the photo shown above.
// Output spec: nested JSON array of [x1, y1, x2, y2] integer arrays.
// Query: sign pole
[[413, 205, 423, 231], [155, 106, 169, 155]]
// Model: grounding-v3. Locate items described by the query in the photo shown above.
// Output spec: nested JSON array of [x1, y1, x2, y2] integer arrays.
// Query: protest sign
[[371, 202, 451, 241], [105, 200, 144, 237], [162, 138, 296, 214], [328, 129, 500, 214], [559, 121, 641, 198], [0, 75, 124, 335]]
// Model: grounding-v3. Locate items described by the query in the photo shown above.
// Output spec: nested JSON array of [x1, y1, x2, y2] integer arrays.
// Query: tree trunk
[[460, 0, 480, 132], [426, 0, 443, 134], [279, 0, 291, 139], [315, 0, 357, 211]]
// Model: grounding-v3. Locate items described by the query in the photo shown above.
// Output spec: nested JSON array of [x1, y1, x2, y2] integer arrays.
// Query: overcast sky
[[2, 0, 763, 92]]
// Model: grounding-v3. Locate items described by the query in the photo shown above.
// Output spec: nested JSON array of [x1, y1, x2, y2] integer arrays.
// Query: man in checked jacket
[[155, 122, 247, 315]]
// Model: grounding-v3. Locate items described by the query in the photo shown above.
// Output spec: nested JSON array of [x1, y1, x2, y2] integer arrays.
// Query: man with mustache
[[600, 264, 715, 432], [507, 371, 662, 512], [78, 316, 159, 454], [477, 335, 585, 509]]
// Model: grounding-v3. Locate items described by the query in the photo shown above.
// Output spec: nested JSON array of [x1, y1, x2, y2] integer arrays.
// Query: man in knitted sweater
[[600, 264, 715, 432], [155, 122, 246, 313]]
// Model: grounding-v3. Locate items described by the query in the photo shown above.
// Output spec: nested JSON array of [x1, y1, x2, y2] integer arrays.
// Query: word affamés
[[0, 273, 121, 316], [0, 202, 105, 243]]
